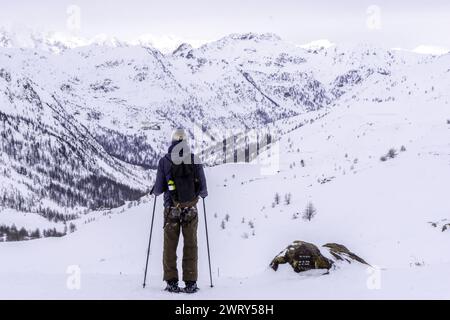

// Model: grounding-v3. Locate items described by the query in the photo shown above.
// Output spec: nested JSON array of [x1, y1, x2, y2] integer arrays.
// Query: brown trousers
[[163, 207, 198, 282]]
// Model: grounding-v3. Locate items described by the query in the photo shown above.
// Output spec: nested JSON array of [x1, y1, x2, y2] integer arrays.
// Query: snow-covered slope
[[0, 81, 448, 298]]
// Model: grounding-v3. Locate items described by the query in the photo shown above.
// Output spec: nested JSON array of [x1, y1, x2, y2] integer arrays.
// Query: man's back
[[153, 140, 208, 208]]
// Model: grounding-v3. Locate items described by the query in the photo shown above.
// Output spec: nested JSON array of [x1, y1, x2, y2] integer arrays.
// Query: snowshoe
[[164, 279, 181, 293], [183, 281, 199, 294]]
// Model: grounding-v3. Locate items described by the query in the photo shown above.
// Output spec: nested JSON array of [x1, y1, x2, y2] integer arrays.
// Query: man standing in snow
[[151, 128, 208, 293]]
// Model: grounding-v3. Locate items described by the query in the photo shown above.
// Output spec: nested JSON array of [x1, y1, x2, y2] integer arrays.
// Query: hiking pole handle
[[203, 197, 214, 288], [143, 194, 157, 288]]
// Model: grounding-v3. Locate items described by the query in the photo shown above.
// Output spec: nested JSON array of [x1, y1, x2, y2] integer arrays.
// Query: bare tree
[[284, 193, 292, 205], [303, 202, 317, 221], [387, 148, 397, 159], [69, 223, 77, 233], [274, 193, 280, 205]]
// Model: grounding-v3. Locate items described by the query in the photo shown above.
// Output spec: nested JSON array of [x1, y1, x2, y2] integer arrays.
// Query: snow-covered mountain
[[1, 32, 449, 233], [0, 66, 150, 221]]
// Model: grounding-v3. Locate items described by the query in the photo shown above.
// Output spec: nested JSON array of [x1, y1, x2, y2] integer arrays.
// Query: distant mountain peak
[[198, 32, 283, 52], [224, 32, 282, 42]]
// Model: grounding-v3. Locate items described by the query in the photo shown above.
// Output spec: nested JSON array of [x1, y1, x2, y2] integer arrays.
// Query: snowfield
[[1, 90, 449, 299]]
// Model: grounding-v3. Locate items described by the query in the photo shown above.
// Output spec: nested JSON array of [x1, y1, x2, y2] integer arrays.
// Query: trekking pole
[[202, 198, 214, 288], [143, 193, 157, 288]]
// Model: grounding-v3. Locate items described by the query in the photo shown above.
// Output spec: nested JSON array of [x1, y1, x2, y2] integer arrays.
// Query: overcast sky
[[1, 0, 449, 50]]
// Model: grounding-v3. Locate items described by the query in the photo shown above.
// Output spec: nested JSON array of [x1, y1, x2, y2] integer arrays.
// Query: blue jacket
[[152, 141, 208, 208]]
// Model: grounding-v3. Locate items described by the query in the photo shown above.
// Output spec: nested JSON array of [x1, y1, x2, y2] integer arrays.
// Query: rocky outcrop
[[270, 241, 333, 273], [270, 240, 369, 274], [322, 243, 369, 265]]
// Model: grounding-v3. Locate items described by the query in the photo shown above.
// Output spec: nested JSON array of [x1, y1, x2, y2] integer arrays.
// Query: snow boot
[[183, 281, 199, 294], [165, 279, 181, 293]]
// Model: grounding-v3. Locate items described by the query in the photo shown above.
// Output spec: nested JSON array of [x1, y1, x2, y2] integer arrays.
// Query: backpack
[[168, 155, 198, 205]]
